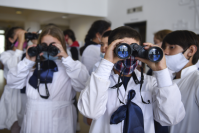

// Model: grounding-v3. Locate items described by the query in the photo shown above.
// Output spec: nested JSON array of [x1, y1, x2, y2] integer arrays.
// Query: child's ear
[[187, 45, 197, 57]]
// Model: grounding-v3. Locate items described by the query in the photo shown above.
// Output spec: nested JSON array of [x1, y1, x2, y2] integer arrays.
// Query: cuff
[[14, 49, 23, 56], [153, 68, 173, 88], [95, 59, 114, 80], [61, 56, 75, 70], [23, 58, 35, 69]]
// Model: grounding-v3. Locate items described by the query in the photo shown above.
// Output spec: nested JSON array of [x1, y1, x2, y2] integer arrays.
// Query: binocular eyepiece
[[28, 43, 59, 57], [114, 43, 163, 62], [25, 33, 39, 40]]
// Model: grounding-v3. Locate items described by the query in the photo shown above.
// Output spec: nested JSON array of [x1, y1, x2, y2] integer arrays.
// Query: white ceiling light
[[16, 10, 22, 14], [62, 15, 68, 19]]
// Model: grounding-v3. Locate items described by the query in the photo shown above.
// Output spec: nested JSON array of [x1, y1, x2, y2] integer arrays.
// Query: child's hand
[[104, 39, 124, 64], [135, 43, 167, 71], [52, 43, 68, 58], [26, 45, 37, 62]]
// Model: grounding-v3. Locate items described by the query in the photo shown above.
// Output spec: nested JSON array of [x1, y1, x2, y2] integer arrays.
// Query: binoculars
[[114, 43, 163, 62], [28, 43, 59, 57], [25, 33, 39, 40]]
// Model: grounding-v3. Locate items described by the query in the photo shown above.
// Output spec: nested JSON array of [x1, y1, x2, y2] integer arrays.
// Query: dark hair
[[162, 30, 199, 64], [84, 20, 111, 43], [154, 29, 172, 41], [63, 29, 76, 42], [5, 27, 23, 50], [38, 25, 66, 52], [80, 20, 111, 55], [108, 26, 142, 45], [102, 30, 112, 38]]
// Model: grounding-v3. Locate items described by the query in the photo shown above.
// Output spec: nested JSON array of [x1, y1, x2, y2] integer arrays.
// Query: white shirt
[[78, 59, 185, 133], [7, 57, 89, 133], [0, 49, 24, 129], [81, 44, 101, 75], [169, 65, 199, 133], [0, 49, 23, 79]]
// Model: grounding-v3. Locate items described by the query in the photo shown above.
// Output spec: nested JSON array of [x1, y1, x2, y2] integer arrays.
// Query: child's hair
[[162, 30, 199, 64], [80, 20, 111, 55], [38, 25, 66, 52], [108, 26, 142, 45], [5, 27, 23, 51], [102, 30, 112, 38], [154, 29, 172, 42], [84, 20, 111, 43], [63, 29, 76, 42]]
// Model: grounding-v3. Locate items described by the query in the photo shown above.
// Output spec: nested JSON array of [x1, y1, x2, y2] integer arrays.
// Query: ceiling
[[0, 6, 82, 29]]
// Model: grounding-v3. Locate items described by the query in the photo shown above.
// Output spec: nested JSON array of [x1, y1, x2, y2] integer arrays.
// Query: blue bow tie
[[110, 90, 145, 133], [29, 60, 58, 89]]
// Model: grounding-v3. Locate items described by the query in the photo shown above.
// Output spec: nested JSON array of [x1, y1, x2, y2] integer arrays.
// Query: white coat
[[78, 59, 185, 133], [169, 65, 199, 133], [7, 56, 89, 133], [0, 49, 23, 129], [81, 44, 101, 75]]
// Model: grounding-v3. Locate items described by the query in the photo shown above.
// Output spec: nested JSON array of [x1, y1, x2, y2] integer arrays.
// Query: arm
[[7, 58, 35, 89], [78, 59, 113, 119], [0, 50, 23, 70], [152, 68, 185, 126], [62, 56, 90, 92]]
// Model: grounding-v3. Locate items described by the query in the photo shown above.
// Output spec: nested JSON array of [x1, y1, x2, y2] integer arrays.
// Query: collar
[[181, 65, 198, 79]]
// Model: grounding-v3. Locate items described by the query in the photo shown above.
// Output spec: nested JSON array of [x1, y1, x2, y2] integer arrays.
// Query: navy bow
[[29, 60, 58, 89], [110, 90, 145, 133]]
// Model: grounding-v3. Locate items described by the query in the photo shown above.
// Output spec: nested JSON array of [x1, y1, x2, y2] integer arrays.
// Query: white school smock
[[169, 65, 199, 133], [0, 49, 23, 129], [81, 44, 101, 75], [7, 56, 89, 133], [78, 59, 185, 133]]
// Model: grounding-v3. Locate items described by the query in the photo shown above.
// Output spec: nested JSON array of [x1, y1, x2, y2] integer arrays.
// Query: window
[[0, 30, 5, 54]]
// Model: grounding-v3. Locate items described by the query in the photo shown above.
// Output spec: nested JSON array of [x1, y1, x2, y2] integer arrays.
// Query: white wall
[[107, 0, 199, 43], [69, 16, 105, 47], [0, 0, 108, 17]]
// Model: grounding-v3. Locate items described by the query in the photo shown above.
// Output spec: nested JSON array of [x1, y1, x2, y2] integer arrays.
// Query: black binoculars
[[25, 33, 39, 40], [28, 42, 59, 57], [114, 43, 163, 62]]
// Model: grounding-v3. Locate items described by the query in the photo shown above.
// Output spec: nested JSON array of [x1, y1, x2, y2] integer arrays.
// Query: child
[[0, 27, 34, 132], [86, 30, 112, 126], [63, 29, 79, 60], [6, 25, 89, 133], [80, 20, 111, 74], [78, 26, 185, 133], [162, 30, 199, 133]]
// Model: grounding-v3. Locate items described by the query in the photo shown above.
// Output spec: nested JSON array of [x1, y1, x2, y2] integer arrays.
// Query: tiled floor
[[0, 69, 90, 133]]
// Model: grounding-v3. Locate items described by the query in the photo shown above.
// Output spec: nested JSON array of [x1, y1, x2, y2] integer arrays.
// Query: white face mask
[[165, 53, 189, 73], [100, 52, 105, 58]]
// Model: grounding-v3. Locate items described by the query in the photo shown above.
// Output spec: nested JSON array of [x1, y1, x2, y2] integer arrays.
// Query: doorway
[[125, 21, 147, 45]]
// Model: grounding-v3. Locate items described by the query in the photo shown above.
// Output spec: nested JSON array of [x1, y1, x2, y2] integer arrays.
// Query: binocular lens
[[148, 47, 163, 62], [115, 43, 131, 59]]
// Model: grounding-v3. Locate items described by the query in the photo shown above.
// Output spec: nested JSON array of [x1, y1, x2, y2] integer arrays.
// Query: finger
[[110, 39, 124, 47], [39, 53, 43, 56]]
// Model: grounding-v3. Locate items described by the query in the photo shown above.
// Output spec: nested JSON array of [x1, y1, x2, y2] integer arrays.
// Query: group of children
[[0, 20, 199, 133]]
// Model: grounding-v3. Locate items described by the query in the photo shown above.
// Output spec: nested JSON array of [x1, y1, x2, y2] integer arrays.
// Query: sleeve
[[7, 58, 35, 89], [62, 56, 90, 92], [0, 50, 23, 70], [194, 78, 199, 107], [152, 68, 185, 126], [78, 59, 114, 119]]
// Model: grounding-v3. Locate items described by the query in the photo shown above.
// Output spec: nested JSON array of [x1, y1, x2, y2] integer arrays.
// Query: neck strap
[[132, 68, 150, 104]]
